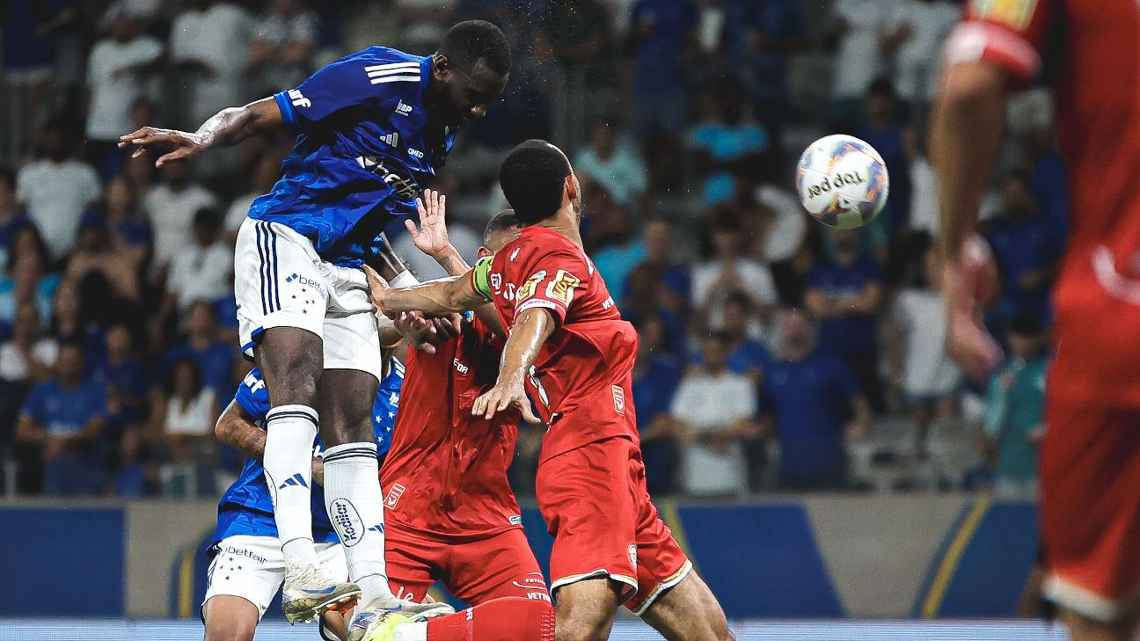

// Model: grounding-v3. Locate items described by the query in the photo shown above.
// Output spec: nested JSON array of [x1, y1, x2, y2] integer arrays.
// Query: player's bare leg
[[257, 327, 361, 623], [1060, 608, 1138, 641], [319, 369, 452, 640], [202, 595, 259, 641], [551, 578, 623, 641], [639, 572, 734, 641]]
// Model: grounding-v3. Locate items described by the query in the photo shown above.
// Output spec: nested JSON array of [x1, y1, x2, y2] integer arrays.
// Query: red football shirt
[[480, 225, 640, 462], [380, 318, 523, 538], [948, 0, 1140, 404]]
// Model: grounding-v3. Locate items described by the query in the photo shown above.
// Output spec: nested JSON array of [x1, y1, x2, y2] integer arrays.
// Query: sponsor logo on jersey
[[385, 483, 406, 509], [354, 155, 420, 200], [285, 272, 323, 291], [517, 270, 546, 303], [220, 545, 269, 565], [381, 132, 399, 147], [288, 89, 311, 109], [612, 385, 625, 415], [971, 0, 1036, 28], [408, 148, 424, 159], [395, 100, 413, 116], [510, 248, 521, 262], [453, 358, 470, 375], [628, 544, 638, 570], [490, 273, 502, 291], [545, 269, 580, 305], [508, 515, 522, 525], [330, 498, 364, 547]]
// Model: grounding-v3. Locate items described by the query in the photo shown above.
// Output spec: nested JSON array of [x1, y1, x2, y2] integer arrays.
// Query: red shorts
[[1041, 396, 1140, 621], [385, 522, 549, 605], [536, 435, 691, 615]]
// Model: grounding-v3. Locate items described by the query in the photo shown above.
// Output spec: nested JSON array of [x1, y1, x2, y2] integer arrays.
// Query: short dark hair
[[483, 209, 519, 245], [193, 207, 222, 229], [499, 140, 572, 224], [724, 290, 752, 311], [441, 20, 511, 76]]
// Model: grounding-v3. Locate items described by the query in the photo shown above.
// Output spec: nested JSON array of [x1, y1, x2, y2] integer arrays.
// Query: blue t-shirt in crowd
[[595, 240, 646, 303], [985, 213, 1063, 320], [630, 0, 697, 94], [252, 47, 458, 265], [165, 340, 233, 399], [762, 352, 858, 484], [633, 353, 683, 429], [808, 258, 883, 357], [214, 362, 405, 544], [727, 339, 771, 377], [94, 358, 150, 424], [22, 378, 108, 436], [0, 212, 31, 267]]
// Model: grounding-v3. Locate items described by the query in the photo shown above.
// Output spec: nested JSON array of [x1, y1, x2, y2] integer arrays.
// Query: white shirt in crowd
[[144, 183, 218, 268], [573, 144, 648, 207], [85, 35, 163, 140], [167, 241, 234, 309], [393, 223, 482, 282], [671, 369, 756, 496], [831, 0, 901, 100], [893, 0, 960, 101], [691, 258, 778, 334], [170, 3, 251, 124], [754, 184, 806, 263], [252, 10, 318, 91], [225, 192, 256, 234], [165, 388, 217, 436], [908, 155, 939, 235], [0, 339, 58, 382], [16, 160, 102, 260], [894, 288, 960, 397]]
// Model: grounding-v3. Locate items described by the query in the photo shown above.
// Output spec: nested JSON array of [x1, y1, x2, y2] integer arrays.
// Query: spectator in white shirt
[[16, 120, 102, 262], [891, 0, 959, 109], [574, 121, 648, 207], [85, 10, 163, 179], [224, 141, 285, 244], [691, 210, 778, 332], [0, 303, 57, 385], [158, 357, 218, 463], [247, 0, 319, 95], [165, 208, 234, 315], [829, 0, 905, 123], [170, 0, 252, 126], [669, 331, 760, 497], [143, 161, 218, 270]]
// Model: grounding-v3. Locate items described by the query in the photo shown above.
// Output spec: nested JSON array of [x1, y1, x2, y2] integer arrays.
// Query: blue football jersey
[[214, 361, 405, 543], [249, 46, 458, 265]]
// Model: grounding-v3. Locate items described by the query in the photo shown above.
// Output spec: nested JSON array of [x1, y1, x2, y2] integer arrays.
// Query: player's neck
[[535, 209, 583, 249]]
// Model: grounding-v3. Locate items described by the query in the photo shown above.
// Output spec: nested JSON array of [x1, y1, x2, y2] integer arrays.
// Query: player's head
[[702, 331, 732, 371], [479, 209, 521, 256], [499, 139, 581, 227], [432, 20, 511, 124], [192, 207, 223, 247], [56, 341, 86, 384], [778, 307, 817, 360]]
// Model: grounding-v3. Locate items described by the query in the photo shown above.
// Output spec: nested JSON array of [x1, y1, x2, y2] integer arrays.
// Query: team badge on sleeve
[[517, 271, 547, 303], [970, 0, 1037, 29], [612, 385, 626, 415], [546, 270, 581, 305]]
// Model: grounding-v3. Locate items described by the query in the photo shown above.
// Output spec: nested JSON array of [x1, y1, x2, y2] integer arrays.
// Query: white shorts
[[235, 218, 383, 381], [203, 535, 348, 619]]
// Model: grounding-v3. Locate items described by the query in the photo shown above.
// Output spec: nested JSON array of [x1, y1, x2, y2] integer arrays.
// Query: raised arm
[[214, 399, 266, 460], [470, 307, 552, 424], [118, 97, 283, 167], [365, 264, 487, 317]]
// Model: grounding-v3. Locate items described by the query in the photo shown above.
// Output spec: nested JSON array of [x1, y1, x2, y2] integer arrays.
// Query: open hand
[[472, 380, 541, 424], [406, 189, 452, 258], [118, 127, 206, 167]]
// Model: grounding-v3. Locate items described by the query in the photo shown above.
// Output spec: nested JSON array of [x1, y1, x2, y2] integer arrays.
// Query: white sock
[[394, 622, 427, 641], [264, 404, 319, 567], [323, 441, 393, 604]]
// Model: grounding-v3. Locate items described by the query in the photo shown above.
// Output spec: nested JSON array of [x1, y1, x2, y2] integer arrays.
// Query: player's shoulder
[[498, 227, 582, 265], [341, 45, 424, 67]]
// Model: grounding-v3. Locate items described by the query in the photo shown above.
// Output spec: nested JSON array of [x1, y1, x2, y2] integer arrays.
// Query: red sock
[[426, 597, 554, 641]]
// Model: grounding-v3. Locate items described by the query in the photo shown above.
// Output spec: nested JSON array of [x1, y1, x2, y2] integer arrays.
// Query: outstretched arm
[[365, 264, 487, 317], [118, 97, 283, 167], [470, 308, 553, 423]]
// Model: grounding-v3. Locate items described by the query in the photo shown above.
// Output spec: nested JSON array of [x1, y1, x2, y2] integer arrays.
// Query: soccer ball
[[796, 134, 890, 229]]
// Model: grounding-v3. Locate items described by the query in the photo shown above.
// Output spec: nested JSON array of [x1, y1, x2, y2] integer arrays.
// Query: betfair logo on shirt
[[288, 89, 311, 109], [971, 0, 1036, 28]]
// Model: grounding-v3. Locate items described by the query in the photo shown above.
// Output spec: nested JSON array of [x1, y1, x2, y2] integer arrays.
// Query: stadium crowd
[[0, 0, 1061, 499]]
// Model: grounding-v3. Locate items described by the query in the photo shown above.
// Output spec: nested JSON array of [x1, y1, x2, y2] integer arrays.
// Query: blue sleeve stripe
[[274, 91, 296, 127]]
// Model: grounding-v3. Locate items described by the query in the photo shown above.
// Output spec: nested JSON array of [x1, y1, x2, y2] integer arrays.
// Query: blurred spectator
[[143, 161, 218, 270], [891, 0, 959, 111], [829, 0, 904, 121], [692, 210, 778, 333], [247, 0, 319, 95], [981, 315, 1048, 499], [165, 208, 234, 313], [0, 226, 59, 331], [891, 241, 959, 455], [627, 218, 690, 313], [750, 178, 807, 266], [50, 281, 102, 356], [632, 314, 683, 495], [84, 10, 163, 180], [97, 323, 149, 430], [724, 0, 806, 128], [805, 228, 885, 411], [857, 78, 911, 238], [622, 264, 687, 358], [157, 358, 218, 463], [0, 168, 32, 269], [224, 153, 283, 243], [721, 292, 771, 379], [984, 171, 1063, 328], [546, 0, 615, 92], [761, 308, 870, 490], [905, 127, 938, 236], [16, 119, 102, 262], [669, 331, 759, 497], [170, 0, 252, 127], [0, 304, 58, 386], [686, 90, 769, 205], [16, 342, 109, 495], [628, 0, 698, 141], [592, 204, 644, 302], [165, 301, 234, 399], [65, 213, 144, 306], [102, 175, 153, 263], [574, 122, 648, 208]]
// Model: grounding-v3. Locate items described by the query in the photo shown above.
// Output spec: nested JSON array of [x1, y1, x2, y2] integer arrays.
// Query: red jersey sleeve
[[511, 247, 589, 325], [945, 0, 1055, 81]]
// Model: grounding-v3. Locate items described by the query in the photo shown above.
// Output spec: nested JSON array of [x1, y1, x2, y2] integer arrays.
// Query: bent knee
[[204, 620, 257, 641]]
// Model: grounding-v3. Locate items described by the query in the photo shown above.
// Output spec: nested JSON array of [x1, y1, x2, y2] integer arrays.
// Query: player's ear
[[432, 53, 450, 80], [565, 173, 580, 206], [476, 246, 491, 258]]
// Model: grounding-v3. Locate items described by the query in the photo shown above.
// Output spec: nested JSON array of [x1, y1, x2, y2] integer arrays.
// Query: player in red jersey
[[933, 1, 1140, 639], [349, 194, 553, 641], [367, 141, 732, 641]]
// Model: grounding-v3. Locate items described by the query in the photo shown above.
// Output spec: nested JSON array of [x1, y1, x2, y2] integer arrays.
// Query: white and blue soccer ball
[[796, 134, 890, 229]]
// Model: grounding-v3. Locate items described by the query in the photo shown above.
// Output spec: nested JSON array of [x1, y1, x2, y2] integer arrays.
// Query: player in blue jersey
[[120, 21, 511, 629]]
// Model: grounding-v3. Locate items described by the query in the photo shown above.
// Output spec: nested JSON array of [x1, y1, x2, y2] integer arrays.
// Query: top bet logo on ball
[[797, 134, 890, 229]]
